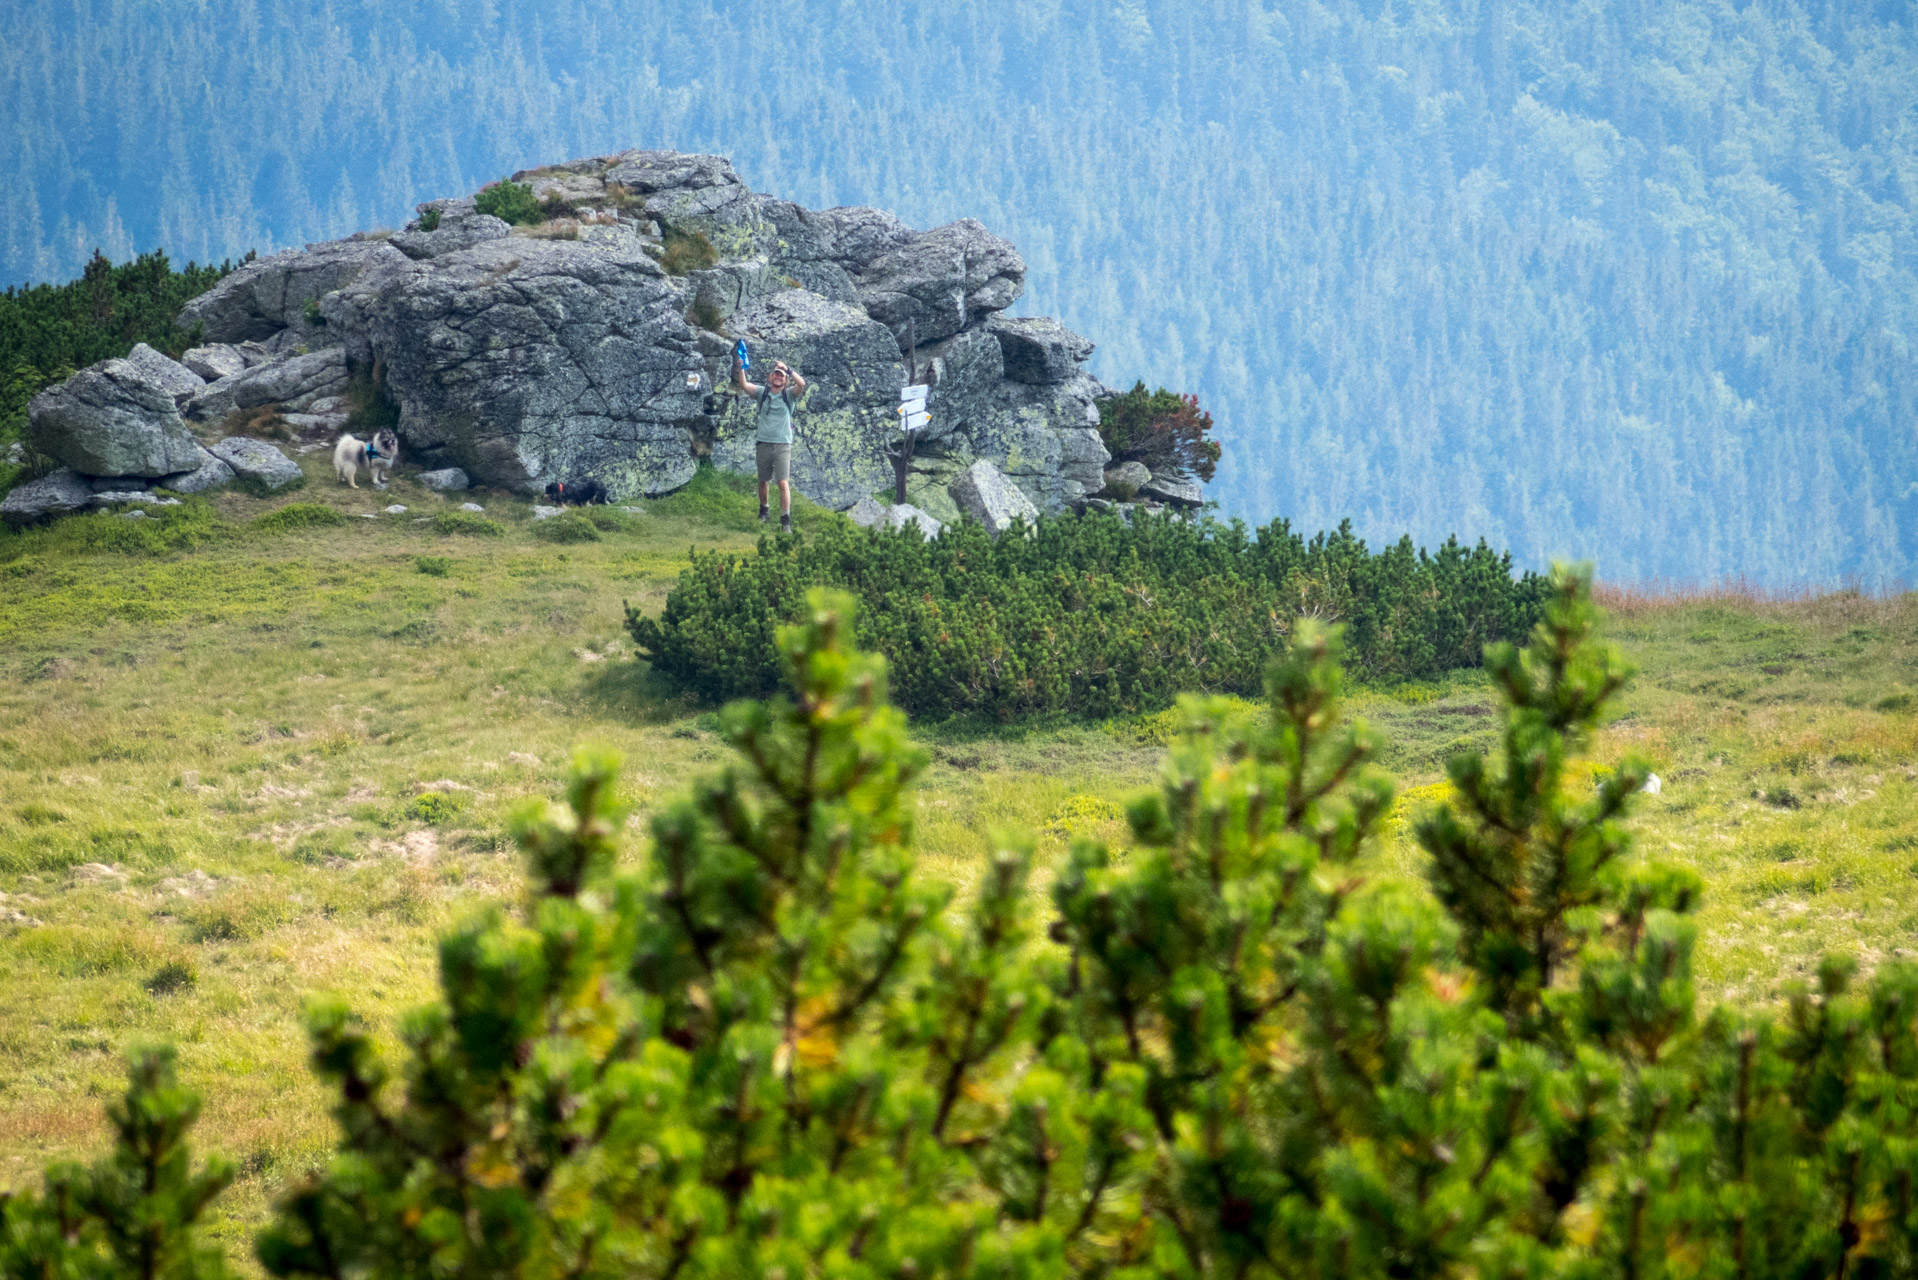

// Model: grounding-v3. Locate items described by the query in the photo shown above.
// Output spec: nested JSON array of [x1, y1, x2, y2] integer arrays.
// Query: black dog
[[544, 479, 609, 505]]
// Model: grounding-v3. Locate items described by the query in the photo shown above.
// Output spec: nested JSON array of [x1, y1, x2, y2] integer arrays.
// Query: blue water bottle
[[734, 338, 750, 373]]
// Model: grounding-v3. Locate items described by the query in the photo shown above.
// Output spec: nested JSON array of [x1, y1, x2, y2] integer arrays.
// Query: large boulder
[[855, 219, 1025, 348], [356, 236, 707, 498], [26, 357, 205, 477], [187, 347, 350, 423], [178, 237, 404, 343], [949, 459, 1038, 537], [988, 316, 1095, 385], [210, 437, 303, 491], [713, 290, 904, 510], [1, 468, 94, 524]]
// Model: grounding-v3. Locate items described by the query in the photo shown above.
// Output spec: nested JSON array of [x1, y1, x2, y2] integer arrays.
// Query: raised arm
[[733, 360, 762, 398]]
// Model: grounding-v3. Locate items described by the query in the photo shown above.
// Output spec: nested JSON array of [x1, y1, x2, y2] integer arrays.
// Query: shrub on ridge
[[631, 511, 1549, 720]]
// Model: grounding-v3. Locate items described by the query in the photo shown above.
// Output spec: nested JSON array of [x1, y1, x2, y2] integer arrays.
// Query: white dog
[[334, 429, 399, 489]]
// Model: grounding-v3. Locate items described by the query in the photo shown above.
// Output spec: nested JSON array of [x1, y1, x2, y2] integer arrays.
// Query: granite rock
[[210, 437, 304, 490], [181, 343, 253, 382], [417, 467, 470, 492], [988, 316, 1095, 384], [156, 447, 236, 494], [178, 237, 404, 343], [351, 236, 706, 499], [855, 219, 1025, 348], [846, 495, 887, 528], [187, 347, 350, 422], [1140, 474, 1204, 507], [389, 209, 512, 261], [27, 357, 205, 477], [122, 343, 207, 402], [949, 459, 1038, 537], [881, 502, 942, 538], [1103, 461, 1152, 493], [1, 468, 94, 524]]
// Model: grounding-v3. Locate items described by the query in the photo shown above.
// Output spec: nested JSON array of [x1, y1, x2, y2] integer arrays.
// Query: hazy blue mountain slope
[[4, 0, 1913, 584]]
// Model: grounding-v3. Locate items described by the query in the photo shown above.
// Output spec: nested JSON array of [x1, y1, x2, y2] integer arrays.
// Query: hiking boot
[[758, 504, 769, 523], [780, 513, 793, 534]]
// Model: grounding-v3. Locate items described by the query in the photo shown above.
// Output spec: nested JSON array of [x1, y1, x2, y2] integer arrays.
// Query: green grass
[[646, 462, 829, 532], [530, 509, 603, 543], [252, 503, 348, 535], [0, 451, 1913, 1266]]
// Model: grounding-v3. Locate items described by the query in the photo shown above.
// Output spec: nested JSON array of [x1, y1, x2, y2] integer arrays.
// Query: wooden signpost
[[885, 318, 927, 504]]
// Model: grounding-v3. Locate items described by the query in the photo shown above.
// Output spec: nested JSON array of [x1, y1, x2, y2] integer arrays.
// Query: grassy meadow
[[0, 456, 1914, 1262]]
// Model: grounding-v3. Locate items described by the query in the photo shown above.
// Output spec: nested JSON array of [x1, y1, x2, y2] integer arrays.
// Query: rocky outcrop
[[27, 357, 206, 477], [19, 149, 1122, 522]]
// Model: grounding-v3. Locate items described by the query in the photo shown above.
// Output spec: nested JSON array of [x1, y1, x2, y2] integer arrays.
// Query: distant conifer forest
[[3, 0, 1912, 585]]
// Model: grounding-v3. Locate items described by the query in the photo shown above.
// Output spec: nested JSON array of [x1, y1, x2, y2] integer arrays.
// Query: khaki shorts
[[755, 442, 791, 484]]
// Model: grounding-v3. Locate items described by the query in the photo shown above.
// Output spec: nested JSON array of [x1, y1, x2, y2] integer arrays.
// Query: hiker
[[734, 354, 808, 533]]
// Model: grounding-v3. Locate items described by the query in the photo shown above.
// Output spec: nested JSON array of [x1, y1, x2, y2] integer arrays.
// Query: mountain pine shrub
[[474, 180, 543, 227], [629, 511, 1548, 719], [1095, 382, 1221, 482], [14, 573, 1918, 1279], [0, 1045, 234, 1280], [1, 250, 238, 482]]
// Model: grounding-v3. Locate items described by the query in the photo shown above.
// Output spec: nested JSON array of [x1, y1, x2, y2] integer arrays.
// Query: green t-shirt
[[754, 386, 797, 445]]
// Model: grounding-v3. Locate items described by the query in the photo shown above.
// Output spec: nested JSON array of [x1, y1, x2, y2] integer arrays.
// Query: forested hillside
[[3, 0, 1913, 584]]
